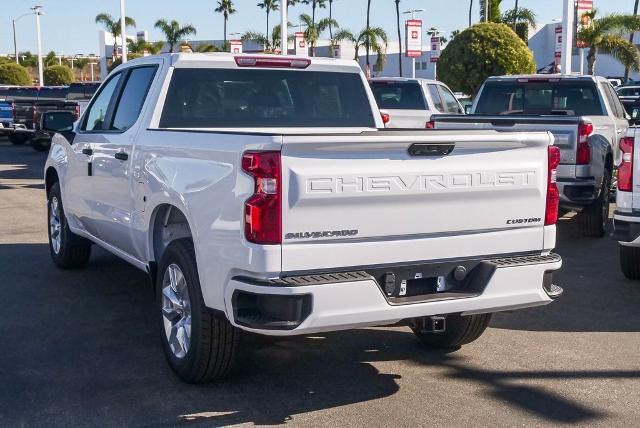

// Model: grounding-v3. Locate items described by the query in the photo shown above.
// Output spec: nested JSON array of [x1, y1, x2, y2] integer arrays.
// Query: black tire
[[157, 239, 238, 383], [620, 245, 640, 280], [31, 137, 51, 152], [47, 182, 92, 268], [8, 133, 29, 145], [411, 313, 492, 349], [578, 169, 611, 238]]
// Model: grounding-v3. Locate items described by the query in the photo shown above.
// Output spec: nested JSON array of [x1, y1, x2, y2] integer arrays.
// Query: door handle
[[114, 152, 128, 161], [81, 148, 93, 156]]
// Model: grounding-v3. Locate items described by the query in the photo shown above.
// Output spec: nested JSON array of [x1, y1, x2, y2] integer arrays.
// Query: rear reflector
[[576, 121, 593, 165], [425, 119, 435, 129], [242, 151, 282, 245], [381, 112, 390, 125], [235, 56, 311, 69], [545, 145, 561, 226], [619, 137, 634, 192]]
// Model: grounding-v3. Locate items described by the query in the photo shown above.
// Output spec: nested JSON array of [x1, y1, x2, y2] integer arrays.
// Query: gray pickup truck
[[433, 75, 629, 237]]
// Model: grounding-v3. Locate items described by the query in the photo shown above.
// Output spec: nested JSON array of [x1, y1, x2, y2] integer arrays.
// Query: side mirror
[[464, 105, 472, 114], [41, 111, 76, 134]]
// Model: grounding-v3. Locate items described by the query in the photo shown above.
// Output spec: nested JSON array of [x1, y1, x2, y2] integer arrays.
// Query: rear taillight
[[242, 151, 282, 245], [74, 104, 80, 120], [381, 112, 390, 125], [425, 119, 435, 129], [576, 121, 593, 165], [545, 145, 561, 226], [619, 136, 634, 192]]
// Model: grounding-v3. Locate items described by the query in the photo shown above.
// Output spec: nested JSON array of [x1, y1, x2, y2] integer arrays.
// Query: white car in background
[[369, 77, 464, 128]]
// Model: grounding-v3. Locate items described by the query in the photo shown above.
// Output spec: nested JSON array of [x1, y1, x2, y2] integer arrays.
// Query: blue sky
[[0, 0, 630, 55]]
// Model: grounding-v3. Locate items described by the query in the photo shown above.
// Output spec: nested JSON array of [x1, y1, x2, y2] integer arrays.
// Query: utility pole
[[32, 6, 44, 86], [12, 12, 32, 64], [120, 0, 127, 62], [281, 0, 288, 54], [561, 0, 574, 74]]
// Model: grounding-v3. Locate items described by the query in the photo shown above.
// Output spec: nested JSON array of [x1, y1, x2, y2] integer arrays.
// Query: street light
[[402, 9, 425, 78], [12, 12, 32, 64], [31, 6, 44, 86]]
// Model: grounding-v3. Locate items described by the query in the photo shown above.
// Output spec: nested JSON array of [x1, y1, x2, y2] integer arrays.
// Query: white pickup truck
[[43, 53, 563, 383], [611, 126, 640, 279]]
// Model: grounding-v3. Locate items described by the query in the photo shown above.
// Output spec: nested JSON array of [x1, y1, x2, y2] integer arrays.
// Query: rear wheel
[[47, 182, 92, 268], [8, 133, 28, 145], [411, 313, 492, 349], [157, 239, 239, 383], [620, 245, 640, 280], [578, 169, 611, 238]]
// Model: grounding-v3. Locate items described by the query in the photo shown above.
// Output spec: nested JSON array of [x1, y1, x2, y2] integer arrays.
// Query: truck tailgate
[[434, 116, 579, 165], [280, 130, 554, 272]]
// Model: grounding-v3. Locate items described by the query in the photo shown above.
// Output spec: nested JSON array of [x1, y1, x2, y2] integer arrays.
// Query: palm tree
[[128, 39, 165, 55], [301, 0, 327, 28], [215, 0, 237, 46], [502, 6, 536, 41], [578, 10, 640, 75], [468, 0, 474, 27], [335, 26, 388, 73], [257, 0, 279, 43], [625, 0, 640, 81], [154, 19, 197, 53], [299, 14, 337, 56], [95, 13, 137, 57], [328, 0, 336, 39], [479, 0, 501, 23], [365, 0, 372, 72], [395, 0, 402, 76], [243, 23, 293, 52]]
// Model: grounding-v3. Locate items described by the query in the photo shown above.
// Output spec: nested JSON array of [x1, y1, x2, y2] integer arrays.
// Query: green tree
[[243, 23, 293, 51], [257, 0, 279, 44], [44, 51, 59, 67], [128, 39, 165, 55], [578, 10, 640, 76], [298, 14, 337, 56], [0, 63, 31, 86], [215, 0, 237, 46], [502, 6, 536, 41], [334, 26, 388, 72], [44, 65, 75, 85], [480, 0, 502, 23], [301, 0, 327, 28], [154, 19, 197, 53], [95, 13, 137, 57], [328, 0, 337, 39], [438, 22, 535, 95]]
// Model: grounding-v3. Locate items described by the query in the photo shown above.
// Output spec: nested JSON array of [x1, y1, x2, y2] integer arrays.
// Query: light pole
[[281, 0, 288, 55], [402, 9, 425, 79], [12, 12, 32, 64], [560, 0, 574, 74], [89, 62, 97, 81], [120, 0, 127, 62], [32, 6, 44, 86]]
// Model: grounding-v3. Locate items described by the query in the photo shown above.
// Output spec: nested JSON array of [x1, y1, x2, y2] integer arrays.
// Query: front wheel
[[411, 313, 492, 349], [47, 182, 92, 268], [8, 133, 29, 145], [157, 239, 239, 383], [578, 169, 611, 238], [620, 245, 640, 280]]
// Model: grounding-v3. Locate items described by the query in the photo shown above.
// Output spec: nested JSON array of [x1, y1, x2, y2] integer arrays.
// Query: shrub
[[43, 65, 75, 85], [438, 22, 536, 95], [0, 63, 32, 86]]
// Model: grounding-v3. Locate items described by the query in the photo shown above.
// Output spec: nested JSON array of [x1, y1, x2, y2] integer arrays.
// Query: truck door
[[90, 65, 158, 259]]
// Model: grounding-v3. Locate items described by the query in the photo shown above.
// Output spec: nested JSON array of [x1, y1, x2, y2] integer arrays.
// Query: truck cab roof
[[485, 74, 608, 83]]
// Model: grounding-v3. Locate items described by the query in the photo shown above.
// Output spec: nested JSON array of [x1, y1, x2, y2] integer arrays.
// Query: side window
[[427, 84, 444, 112], [81, 73, 122, 131], [438, 85, 462, 113], [601, 83, 621, 118], [110, 66, 157, 131]]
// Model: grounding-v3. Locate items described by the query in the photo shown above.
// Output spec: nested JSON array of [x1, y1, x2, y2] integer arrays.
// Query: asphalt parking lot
[[0, 138, 639, 427]]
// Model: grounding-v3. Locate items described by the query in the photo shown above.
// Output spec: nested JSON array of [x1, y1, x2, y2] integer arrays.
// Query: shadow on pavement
[[1, 243, 636, 426], [491, 215, 640, 333]]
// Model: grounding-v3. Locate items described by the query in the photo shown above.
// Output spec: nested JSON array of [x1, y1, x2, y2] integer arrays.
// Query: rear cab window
[[427, 84, 445, 112], [475, 80, 605, 116], [370, 81, 427, 110], [37, 87, 69, 100], [159, 68, 376, 128]]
